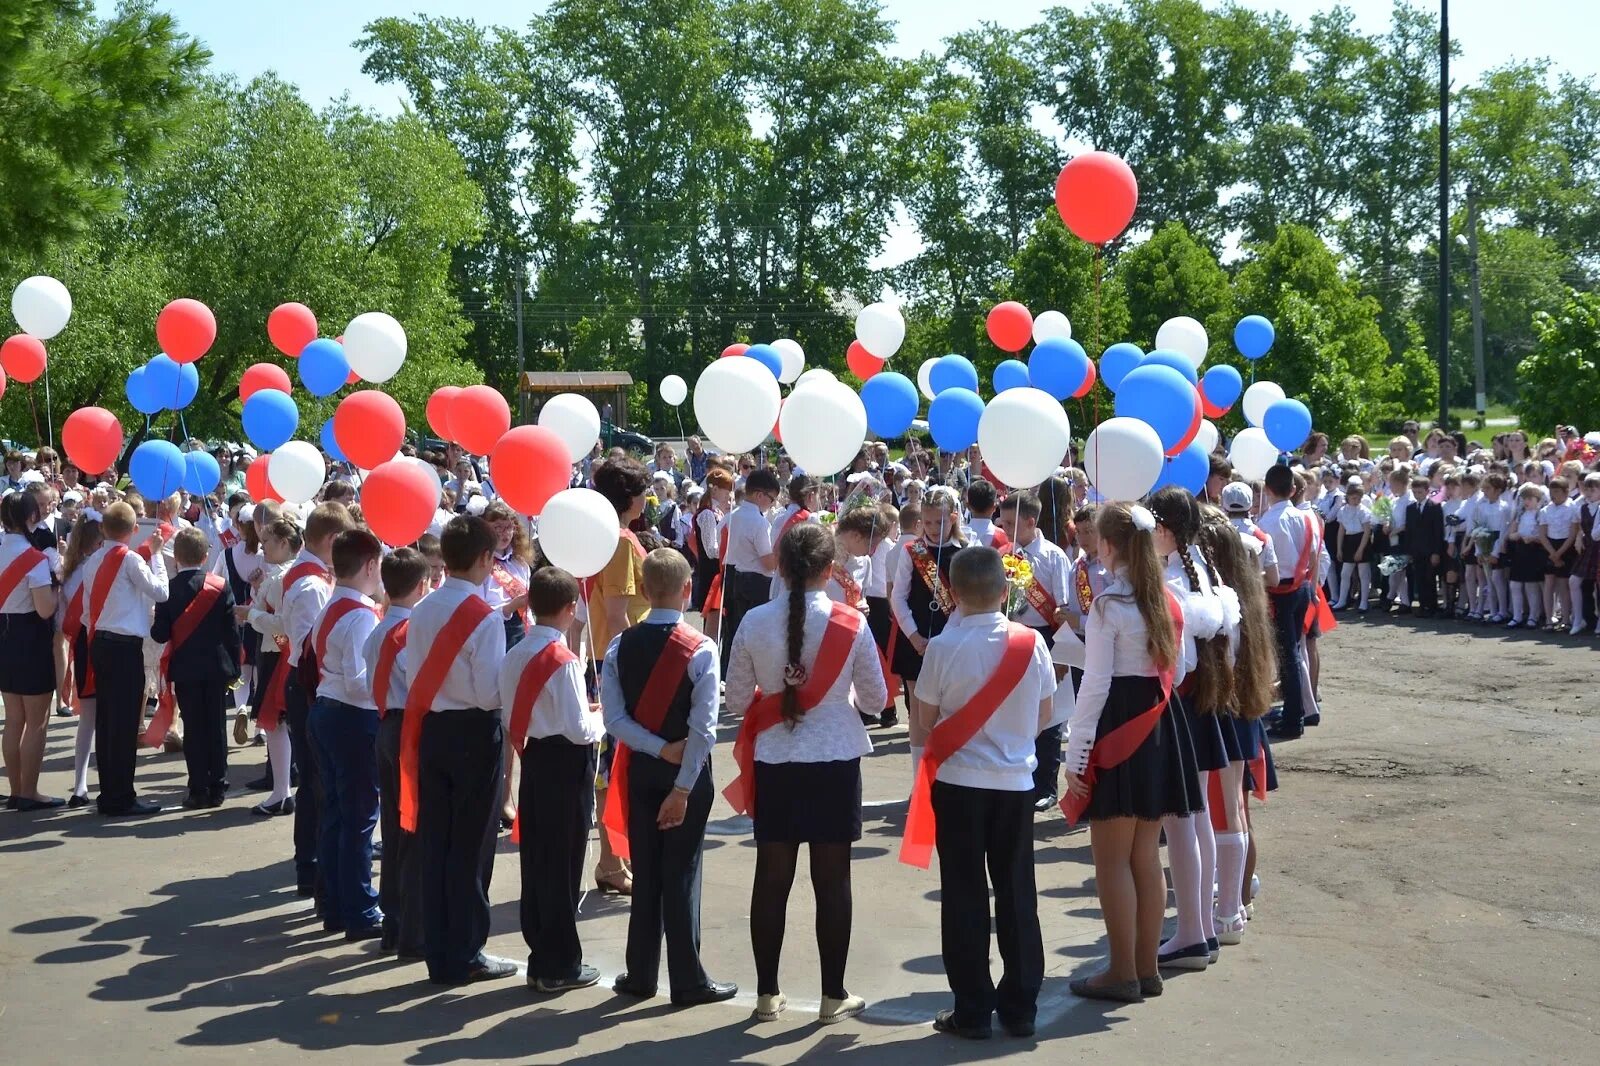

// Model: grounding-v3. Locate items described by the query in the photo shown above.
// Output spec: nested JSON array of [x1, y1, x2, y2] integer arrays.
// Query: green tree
[[1514, 289, 1600, 434], [1114, 221, 1234, 354]]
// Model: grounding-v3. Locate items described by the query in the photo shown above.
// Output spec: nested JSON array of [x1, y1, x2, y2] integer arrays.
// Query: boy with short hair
[[415, 533, 445, 590], [1404, 475, 1445, 617], [965, 480, 1008, 550], [498, 566, 605, 994], [722, 468, 780, 667], [1538, 475, 1580, 631], [910, 546, 1056, 1039]]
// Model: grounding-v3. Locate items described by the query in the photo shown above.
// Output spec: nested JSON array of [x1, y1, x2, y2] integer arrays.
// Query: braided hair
[[777, 522, 836, 728], [1149, 487, 1233, 712]]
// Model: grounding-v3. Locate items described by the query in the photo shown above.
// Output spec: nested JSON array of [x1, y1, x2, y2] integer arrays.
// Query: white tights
[[265, 724, 293, 805], [71, 697, 97, 798], [1336, 562, 1372, 608], [1162, 787, 1215, 952]]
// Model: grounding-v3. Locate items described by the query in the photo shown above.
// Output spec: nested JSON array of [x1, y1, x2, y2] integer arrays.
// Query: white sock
[[1160, 814, 1206, 952], [236, 664, 254, 710], [1195, 785, 1218, 942], [1215, 831, 1247, 924], [1358, 563, 1372, 607], [72, 698, 97, 797], [265, 725, 293, 805], [1510, 583, 1525, 621], [1568, 577, 1584, 627]]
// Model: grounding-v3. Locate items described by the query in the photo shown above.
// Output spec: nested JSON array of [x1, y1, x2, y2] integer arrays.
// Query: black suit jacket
[[1404, 499, 1445, 559], [153, 568, 241, 683]]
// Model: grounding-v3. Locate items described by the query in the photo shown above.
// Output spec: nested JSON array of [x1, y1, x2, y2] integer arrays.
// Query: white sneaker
[[754, 992, 787, 1021], [819, 993, 865, 1024], [1217, 913, 1247, 945], [1251, 874, 1261, 899]]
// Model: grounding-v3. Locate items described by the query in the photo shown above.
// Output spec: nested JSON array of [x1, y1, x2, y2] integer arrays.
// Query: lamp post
[[1437, 0, 1451, 430]]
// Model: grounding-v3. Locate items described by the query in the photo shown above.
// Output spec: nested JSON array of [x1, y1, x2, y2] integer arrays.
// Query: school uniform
[[80, 541, 169, 814], [363, 603, 422, 956], [484, 550, 531, 649], [402, 577, 508, 983], [1539, 499, 1580, 579], [967, 517, 1009, 550], [689, 506, 723, 611], [221, 542, 263, 677], [767, 503, 818, 596], [889, 537, 962, 680], [1508, 510, 1548, 583], [1165, 549, 1228, 773], [1404, 495, 1446, 613], [498, 623, 605, 983], [0, 533, 57, 698], [915, 613, 1055, 1032], [600, 610, 720, 997], [721, 500, 774, 672], [1008, 534, 1072, 802], [1258, 501, 1313, 734], [152, 565, 240, 804], [280, 551, 334, 898]]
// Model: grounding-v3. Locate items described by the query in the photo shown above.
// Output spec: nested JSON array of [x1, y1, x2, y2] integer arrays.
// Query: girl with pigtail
[[723, 522, 888, 1025]]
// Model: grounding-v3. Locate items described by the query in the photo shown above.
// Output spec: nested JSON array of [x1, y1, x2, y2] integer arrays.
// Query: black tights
[[750, 841, 853, 998]]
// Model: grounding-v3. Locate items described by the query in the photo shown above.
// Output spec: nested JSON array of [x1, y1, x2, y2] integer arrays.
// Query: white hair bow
[[1129, 504, 1157, 532], [82, 507, 104, 523]]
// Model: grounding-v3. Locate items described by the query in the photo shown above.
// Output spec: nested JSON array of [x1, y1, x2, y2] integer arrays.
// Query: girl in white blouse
[[1330, 484, 1374, 611], [2, 491, 62, 810], [247, 517, 297, 816], [59, 513, 105, 807]]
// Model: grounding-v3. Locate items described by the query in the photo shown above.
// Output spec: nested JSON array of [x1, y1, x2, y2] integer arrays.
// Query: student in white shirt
[[1538, 475, 1580, 630], [690, 468, 732, 631], [1475, 473, 1513, 622], [1, 491, 63, 811], [964, 478, 1006, 549], [721, 468, 781, 671], [767, 474, 819, 596], [248, 514, 296, 814], [1329, 484, 1374, 610], [1257, 465, 1313, 739], [59, 513, 106, 808]]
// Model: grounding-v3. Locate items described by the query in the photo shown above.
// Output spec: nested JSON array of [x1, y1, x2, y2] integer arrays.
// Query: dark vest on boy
[[616, 622, 695, 744], [158, 570, 242, 682]]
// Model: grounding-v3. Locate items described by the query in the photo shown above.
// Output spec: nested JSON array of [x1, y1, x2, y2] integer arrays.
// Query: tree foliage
[[1515, 290, 1600, 432]]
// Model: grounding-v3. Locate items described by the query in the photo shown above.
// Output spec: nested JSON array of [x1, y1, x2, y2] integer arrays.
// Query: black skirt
[[1219, 712, 1248, 763], [1175, 690, 1230, 772], [1242, 721, 1278, 794], [1083, 675, 1204, 822], [1508, 539, 1547, 583], [0, 611, 57, 696], [240, 624, 261, 668], [753, 758, 862, 844]]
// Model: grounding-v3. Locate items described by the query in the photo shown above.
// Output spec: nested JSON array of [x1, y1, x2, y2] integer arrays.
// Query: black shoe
[[12, 796, 66, 811], [68, 793, 89, 809], [297, 882, 316, 898], [1302, 713, 1321, 728], [397, 947, 425, 961], [1206, 937, 1220, 964], [612, 973, 656, 998], [204, 793, 226, 808], [1157, 941, 1210, 970], [1139, 975, 1164, 997], [344, 925, 384, 943], [999, 1015, 1035, 1038], [532, 965, 601, 994], [322, 920, 347, 935], [379, 932, 399, 955], [252, 797, 294, 817], [932, 1009, 992, 1040], [858, 711, 877, 727], [103, 800, 161, 817], [1032, 793, 1056, 813], [878, 709, 898, 728], [56, 706, 74, 717], [671, 980, 737, 1007], [448, 956, 517, 984], [182, 794, 206, 809], [1265, 724, 1303, 742]]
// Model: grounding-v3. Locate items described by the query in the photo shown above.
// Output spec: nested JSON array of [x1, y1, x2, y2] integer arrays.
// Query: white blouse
[[725, 589, 887, 764], [1332, 503, 1372, 535], [248, 561, 287, 640], [0, 532, 54, 614]]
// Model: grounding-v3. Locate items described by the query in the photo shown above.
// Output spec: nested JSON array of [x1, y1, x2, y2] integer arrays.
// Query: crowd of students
[[5, 414, 1594, 1035]]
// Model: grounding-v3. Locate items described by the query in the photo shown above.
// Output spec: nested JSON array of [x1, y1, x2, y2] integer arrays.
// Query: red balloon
[[1168, 389, 1204, 457], [427, 386, 461, 441], [721, 343, 749, 359], [363, 459, 439, 547], [986, 302, 1033, 353], [267, 302, 318, 358], [845, 340, 883, 381], [156, 298, 217, 364], [0, 364, 6, 401], [239, 362, 292, 404], [772, 399, 785, 445], [1, 334, 46, 383], [245, 455, 282, 503], [448, 384, 511, 456], [334, 390, 406, 470], [62, 406, 124, 475], [1198, 382, 1228, 419], [1055, 151, 1139, 245], [490, 425, 570, 515], [1072, 358, 1098, 400]]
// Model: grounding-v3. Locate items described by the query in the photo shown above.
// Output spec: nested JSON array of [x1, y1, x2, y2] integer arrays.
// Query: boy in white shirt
[[1538, 475, 1580, 631]]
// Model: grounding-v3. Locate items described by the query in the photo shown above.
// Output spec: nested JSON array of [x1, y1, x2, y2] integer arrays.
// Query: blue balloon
[[742, 343, 783, 380], [1142, 348, 1199, 386], [1028, 337, 1091, 400], [1100, 343, 1145, 393], [1200, 364, 1243, 411], [125, 366, 163, 415], [1234, 315, 1275, 360], [145, 353, 182, 406], [992, 359, 1031, 393], [321, 417, 347, 463], [1154, 440, 1210, 495], [169, 361, 199, 410], [860, 372, 919, 437], [299, 338, 350, 398], [242, 389, 299, 452], [183, 450, 220, 496], [1114, 364, 1197, 453], [928, 354, 979, 396], [1262, 398, 1313, 452], [928, 388, 983, 452], [130, 440, 186, 499]]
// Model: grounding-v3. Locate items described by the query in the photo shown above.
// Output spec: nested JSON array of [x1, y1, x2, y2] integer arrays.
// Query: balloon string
[[27, 383, 43, 447], [1093, 245, 1103, 356]]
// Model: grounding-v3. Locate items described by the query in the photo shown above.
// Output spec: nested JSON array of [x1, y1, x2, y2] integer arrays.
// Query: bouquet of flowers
[[818, 510, 837, 525], [1370, 494, 1394, 525], [643, 494, 660, 528], [1002, 553, 1035, 617], [1377, 553, 1411, 578], [1471, 525, 1499, 557]]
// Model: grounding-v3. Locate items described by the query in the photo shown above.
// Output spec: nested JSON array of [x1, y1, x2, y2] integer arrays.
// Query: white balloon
[[1229, 426, 1280, 480], [779, 380, 867, 476], [11, 276, 72, 339], [917, 358, 938, 402], [538, 392, 601, 463], [978, 388, 1072, 489], [1241, 381, 1286, 428], [268, 441, 327, 504], [1083, 417, 1166, 502], [771, 338, 806, 384], [793, 368, 837, 391], [693, 356, 782, 454], [856, 301, 905, 360], [660, 374, 688, 406], [537, 488, 622, 578], [1032, 309, 1072, 345], [1192, 419, 1219, 456], [342, 312, 408, 383], [1156, 316, 1209, 369]]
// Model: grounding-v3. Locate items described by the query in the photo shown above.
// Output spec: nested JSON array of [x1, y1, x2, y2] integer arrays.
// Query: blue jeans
[[1268, 585, 1311, 730], [308, 698, 382, 930]]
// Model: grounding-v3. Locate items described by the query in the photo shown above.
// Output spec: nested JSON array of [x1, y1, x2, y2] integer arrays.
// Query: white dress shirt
[[280, 549, 333, 666], [600, 608, 718, 791], [723, 500, 774, 576], [1258, 500, 1312, 583], [249, 562, 287, 641], [967, 517, 1002, 548], [497, 623, 604, 746], [864, 535, 893, 598], [79, 540, 168, 636], [725, 590, 885, 764], [1332, 502, 1373, 536], [1008, 534, 1071, 628], [694, 507, 723, 559], [1539, 498, 1579, 542], [402, 576, 506, 711], [916, 612, 1056, 791], [767, 503, 816, 594], [314, 587, 380, 708], [825, 555, 871, 607], [362, 605, 414, 711], [0, 532, 54, 614]]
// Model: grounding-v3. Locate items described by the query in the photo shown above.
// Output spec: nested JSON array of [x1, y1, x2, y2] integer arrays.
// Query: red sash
[[0, 547, 46, 609], [83, 544, 132, 693], [723, 604, 864, 818], [831, 564, 864, 609], [779, 508, 811, 538], [1303, 516, 1337, 635], [133, 522, 175, 563], [143, 574, 227, 748], [1074, 559, 1095, 614], [908, 541, 956, 615], [506, 639, 581, 844], [600, 622, 702, 861], [1060, 590, 1185, 827], [900, 624, 1038, 868], [1207, 749, 1268, 832], [399, 595, 494, 832], [256, 560, 330, 732], [1018, 555, 1058, 622], [1276, 517, 1317, 593], [311, 595, 378, 691], [371, 620, 409, 716]]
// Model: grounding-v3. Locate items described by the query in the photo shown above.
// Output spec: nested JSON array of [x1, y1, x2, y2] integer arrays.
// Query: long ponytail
[[1096, 504, 1176, 671], [777, 522, 836, 728]]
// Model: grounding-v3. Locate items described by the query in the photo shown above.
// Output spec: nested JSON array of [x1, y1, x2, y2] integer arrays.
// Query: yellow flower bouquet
[[1002, 553, 1034, 617]]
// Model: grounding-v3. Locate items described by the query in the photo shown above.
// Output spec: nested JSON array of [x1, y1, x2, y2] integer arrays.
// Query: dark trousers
[[91, 633, 146, 813], [284, 674, 323, 900], [1268, 584, 1311, 730], [719, 569, 770, 678], [1028, 625, 1059, 799], [933, 781, 1043, 1028], [174, 677, 229, 800], [417, 709, 504, 982], [375, 707, 423, 954], [1409, 556, 1439, 613], [308, 698, 382, 931], [520, 739, 598, 980], [625, 754, 713, 994]]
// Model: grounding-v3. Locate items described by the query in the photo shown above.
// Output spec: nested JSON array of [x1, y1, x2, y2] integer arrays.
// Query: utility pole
[[1466, 186, 1486, 420], [1437, 0, 1451, 431], [514, 260, 526, 425]]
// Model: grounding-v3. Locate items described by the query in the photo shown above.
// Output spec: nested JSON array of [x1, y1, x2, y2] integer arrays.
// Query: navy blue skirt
[[0, 611, 56, 696], [753, 758, 862, 844], [1174, 690, 1230, 772]]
